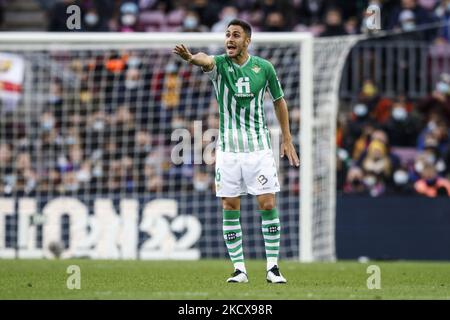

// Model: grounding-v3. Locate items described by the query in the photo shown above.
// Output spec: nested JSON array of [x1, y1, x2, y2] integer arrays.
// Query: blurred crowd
[[1, 0, 450, 199], [40, 0, 450, 42], [337, 73, 450, 197], [0, 50, 219, 197]]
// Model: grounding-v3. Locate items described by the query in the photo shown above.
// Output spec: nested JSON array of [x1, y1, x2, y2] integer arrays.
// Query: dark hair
[[227, 19, 252, 38]]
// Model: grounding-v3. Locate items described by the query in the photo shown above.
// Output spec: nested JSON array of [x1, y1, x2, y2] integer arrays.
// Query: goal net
[[0, 33, 358, 261]]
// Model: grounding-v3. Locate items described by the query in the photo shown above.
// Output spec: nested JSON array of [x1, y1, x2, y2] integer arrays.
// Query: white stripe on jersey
[[248, 97, 256, 151], [237, 96, 249, 152], [258, 82, 270, 149], [223, 84, 230, 152], [230, 95, 238, 151]]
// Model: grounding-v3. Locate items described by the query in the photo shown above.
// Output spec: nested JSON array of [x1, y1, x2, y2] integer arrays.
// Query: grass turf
[[0, 259, 449, 300]]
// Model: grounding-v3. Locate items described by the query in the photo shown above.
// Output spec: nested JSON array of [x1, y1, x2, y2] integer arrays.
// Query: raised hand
[[173, 44, 193, 62]]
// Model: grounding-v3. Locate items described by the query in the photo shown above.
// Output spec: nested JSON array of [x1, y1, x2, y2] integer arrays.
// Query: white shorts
[[215, 149, 280, 197]]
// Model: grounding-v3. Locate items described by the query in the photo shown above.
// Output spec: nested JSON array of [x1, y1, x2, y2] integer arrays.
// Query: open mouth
[[227, 44, 237, 50]]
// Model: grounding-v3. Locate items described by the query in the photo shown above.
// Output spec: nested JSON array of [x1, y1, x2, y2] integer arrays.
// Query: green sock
[[260, 209, 281, 271], [223, 210, 246, 273]]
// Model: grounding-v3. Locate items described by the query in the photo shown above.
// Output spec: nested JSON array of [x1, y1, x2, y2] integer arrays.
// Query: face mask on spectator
[[77, 169, 90, 182], [93, 120, 104, 131], [66, 136, 76, 145], [393, 170, 409, 185], [402, 21, 416, 31], [121, 14, 137, 26], [125, 79, 139, 89], [165, 63, 177, 73], [85, 13, 99, 26], [353, 104, 368, 117], [48, 94, 61, 104], [392, 106, 407, 121], [427, 121, 437, 131], [93, 164, 102, 177], [436, 159, 446, 172], [42, 119, 54, 131], [363, 175, 377, 187], [127, 57, 141, 68], [194, 179, 209, 191], [184, 16, 199, 29], [436, 81, 450, 94]]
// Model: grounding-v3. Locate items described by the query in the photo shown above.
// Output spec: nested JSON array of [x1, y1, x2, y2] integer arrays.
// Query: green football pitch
[[0, 259, 449, 300]]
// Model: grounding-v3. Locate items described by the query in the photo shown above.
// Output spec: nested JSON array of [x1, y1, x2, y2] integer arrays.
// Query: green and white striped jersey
[[204, 54, 284, 153]]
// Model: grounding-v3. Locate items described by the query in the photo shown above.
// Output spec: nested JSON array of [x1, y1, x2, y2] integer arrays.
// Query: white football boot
[[266, 265, 287, 284], [226, 269, 249, 283]]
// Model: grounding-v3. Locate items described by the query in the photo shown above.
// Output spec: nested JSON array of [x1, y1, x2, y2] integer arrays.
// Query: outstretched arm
[[274, 98, 300, 167], [173, 44, 215, 72]]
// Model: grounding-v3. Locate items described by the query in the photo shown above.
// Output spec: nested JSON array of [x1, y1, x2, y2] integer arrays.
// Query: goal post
[[0, 32, 359, 262]]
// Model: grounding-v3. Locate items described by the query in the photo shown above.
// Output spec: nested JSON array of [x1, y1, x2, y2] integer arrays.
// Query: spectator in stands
[[345, 16, 359, 35], [179, 10, 209, 32], [435, 0, 450, 41], [211, 6, 238, 33], [388, 0, 435, 31], [414, 163, 450, 196], [417, 73, 450, 124], [360, 139, 393, 196], [263, 11, 287, 32], [297, 0, 328, 26], [118, 1, 140, 32], [0, 143, 14, 194], [82, 5, 110, 31], [15, 152, 37, 195], [193, 167, 212, 192], [320, 7, 347, 37], [390, 167, 415, 195], [344, 166, 367, 195], [114, 105, 136, 157], [415, 131, 448, 176], [134, 129, 152, 190], [364, 129, 401, 168], [383, 98, 421, 146]]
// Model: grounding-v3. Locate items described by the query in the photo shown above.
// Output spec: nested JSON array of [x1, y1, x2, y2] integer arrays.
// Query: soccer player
[[173, 19, 299, 283]]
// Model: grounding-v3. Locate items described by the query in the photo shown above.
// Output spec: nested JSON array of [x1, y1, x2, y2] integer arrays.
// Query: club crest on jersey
[[235, 77, 254, 98], [252, 65, 261, 73]]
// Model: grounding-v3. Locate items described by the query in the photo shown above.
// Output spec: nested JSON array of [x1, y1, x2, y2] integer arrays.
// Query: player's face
[[225, 25, 250, 58]]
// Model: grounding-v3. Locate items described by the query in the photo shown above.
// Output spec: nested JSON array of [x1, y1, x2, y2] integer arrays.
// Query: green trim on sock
[[259, 208, 278, 220], [223, 210, 241, 220], [263, 238, 280, 243], [223, 220, 241, 226], [263, 231, 280, 236], [228, 244, 243, 253]]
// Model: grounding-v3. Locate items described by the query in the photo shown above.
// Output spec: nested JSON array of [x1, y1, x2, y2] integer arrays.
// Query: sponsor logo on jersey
[[228, 67, 234, 72], [235, 77, 254, 98]]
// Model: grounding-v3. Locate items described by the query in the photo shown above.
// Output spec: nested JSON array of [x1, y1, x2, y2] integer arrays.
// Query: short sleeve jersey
[[204, 54, 284, 153]]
